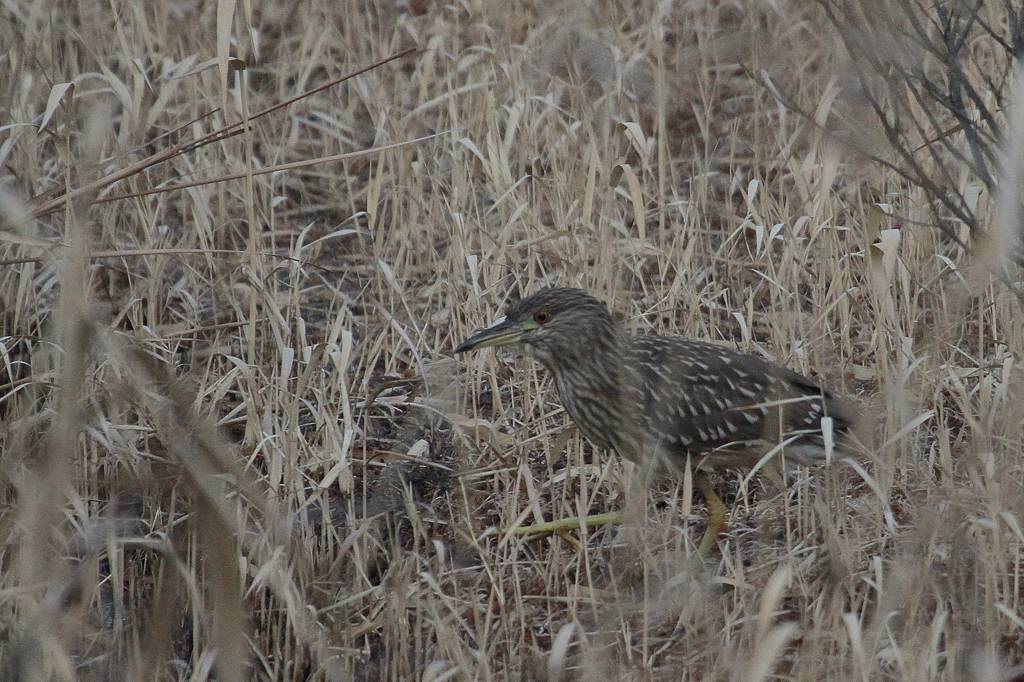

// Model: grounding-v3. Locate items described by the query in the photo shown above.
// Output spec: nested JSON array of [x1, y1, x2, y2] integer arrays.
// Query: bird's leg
[[504, 475, 729, 555], [502, 510, 627, 537], [694, 472, 727, 555]]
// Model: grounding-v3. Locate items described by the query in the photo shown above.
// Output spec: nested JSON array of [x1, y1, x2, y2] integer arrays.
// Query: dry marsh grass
[[1, 1, 1023, 680]]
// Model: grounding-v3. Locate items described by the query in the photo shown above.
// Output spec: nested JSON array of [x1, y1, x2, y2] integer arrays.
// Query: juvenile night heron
[[455, 287, 860, 554]]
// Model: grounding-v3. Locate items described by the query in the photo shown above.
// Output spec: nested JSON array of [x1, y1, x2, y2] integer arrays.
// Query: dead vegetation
[[1, 0, 1023, 680]]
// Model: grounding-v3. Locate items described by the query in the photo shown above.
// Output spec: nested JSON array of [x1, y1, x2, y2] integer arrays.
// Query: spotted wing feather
[[626, 336, 855, 464]]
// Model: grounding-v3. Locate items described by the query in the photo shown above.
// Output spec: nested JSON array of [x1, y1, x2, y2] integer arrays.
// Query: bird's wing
[[627, 337, 852, 458]]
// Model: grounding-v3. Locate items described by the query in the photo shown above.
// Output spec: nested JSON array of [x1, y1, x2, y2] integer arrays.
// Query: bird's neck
[[543, 332, 640, 458]]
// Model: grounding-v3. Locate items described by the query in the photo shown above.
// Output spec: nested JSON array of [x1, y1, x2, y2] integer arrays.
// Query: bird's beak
[[454, 316, 531, 353]]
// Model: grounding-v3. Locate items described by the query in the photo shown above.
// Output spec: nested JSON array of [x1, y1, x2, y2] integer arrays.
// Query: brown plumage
[[456, 287, 859, 473]]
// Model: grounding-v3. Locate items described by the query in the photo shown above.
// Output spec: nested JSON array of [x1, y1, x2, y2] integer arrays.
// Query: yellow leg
[[503, 511, 626, 537], [503, 476, 727, 556], [695, 472, 727, 555]]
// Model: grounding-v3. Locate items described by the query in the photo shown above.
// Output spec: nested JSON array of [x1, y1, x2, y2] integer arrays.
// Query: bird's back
[[621, 335, 857, 467]]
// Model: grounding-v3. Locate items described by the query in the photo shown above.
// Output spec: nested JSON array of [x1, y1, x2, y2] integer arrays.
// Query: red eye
[[533, 311, 551, 324]]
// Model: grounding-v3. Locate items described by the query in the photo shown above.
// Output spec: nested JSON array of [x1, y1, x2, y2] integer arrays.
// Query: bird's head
[[454, 287, 617, 367]]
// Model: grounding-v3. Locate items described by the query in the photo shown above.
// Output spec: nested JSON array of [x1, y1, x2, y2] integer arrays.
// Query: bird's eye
[[533, 311, 551, 325]]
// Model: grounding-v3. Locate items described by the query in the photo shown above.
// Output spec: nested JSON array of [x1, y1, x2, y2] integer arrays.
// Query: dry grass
[[1, 1, 1023, 680]]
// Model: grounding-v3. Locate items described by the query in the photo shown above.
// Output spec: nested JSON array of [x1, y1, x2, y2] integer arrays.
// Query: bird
[[455, 287, 860, 554]]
